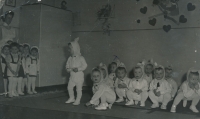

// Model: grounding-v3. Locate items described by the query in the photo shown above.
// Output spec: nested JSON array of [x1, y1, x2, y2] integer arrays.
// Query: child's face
[[24, 47, 29, 54], [19, 46, 24, 53], [134, 68, 143, 79], [188, 73, 199, 84], [145, 65, 153, 75], [68, 44, 74, 56], [165, 69, 172, 79], [2, 47, 10, 55], [116, 69, 126, 80], [91, 71, 101, 83], [155, 69, 164, 80], [101, 69, 107, 79], [110, 64, 117, 73], [11, 46, 19, 54], [31, 50, 38, 57]]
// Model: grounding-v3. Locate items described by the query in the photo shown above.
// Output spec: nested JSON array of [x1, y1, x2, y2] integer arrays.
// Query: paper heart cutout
[[140, 6, 147, 14], [149, 18, 156, 26], [163, 25, 171, 32], [187, 3, 195, 11], [179, 15, 187, 23]]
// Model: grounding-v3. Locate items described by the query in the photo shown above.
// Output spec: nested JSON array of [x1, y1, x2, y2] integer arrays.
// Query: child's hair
[[116, 67, 126, 73], [135, 66, 142, 70], [111, 62, 117, 66], [155, 67, 163, 72], [189, 71, 199, 77], [6, 40, 13, 44], [1, 45, 10, 51], [146, 64, 153, 68], [92, 68, 101, 74], [10, 42, 19, 49], [31, 48, 38, 52]]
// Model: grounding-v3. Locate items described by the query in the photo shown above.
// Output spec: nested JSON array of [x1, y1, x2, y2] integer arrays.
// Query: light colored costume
[[90, 68, 116, 110], [149, 65, 172, 109], [126, 63, 148, 106], [114, 62, 130, 102], [65, 37, 87, 105], [171, 68, 200, 113]]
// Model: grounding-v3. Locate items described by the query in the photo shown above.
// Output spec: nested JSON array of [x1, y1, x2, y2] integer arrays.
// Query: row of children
[[65, 38, 200, 114], [1, 40, 39, 98]]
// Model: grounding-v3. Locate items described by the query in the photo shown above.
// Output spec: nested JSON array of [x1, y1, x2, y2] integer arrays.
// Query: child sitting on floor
[[108, 59, 120, 82], [86, 67, 116, 110], [149, 64, 172, 109], [126, 63, 149, 107], [143, 59, 154, 86], [171, 68, 200, 113], [165, 65, 178, 100], [114, 62, 130, 103]]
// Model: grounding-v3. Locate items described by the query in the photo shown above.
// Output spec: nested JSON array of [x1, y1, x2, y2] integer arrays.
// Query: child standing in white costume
[[126, 63, 149, 107], [149, 64, 172, 109], [171, 68, 200, 113], [114, 62, 130, 103], [65, 37, 87, 105], [26, 46, 39, 94], [86, 68, 116, 110]]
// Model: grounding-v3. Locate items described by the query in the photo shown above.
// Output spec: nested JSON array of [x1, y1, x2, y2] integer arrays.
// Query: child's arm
[[171, 80, 178, 98], [90, 85, 105, 104], [128, 80, 135, 92], [182, 82, 194, 98], [5, 56, 15, 75], [149, 80, 155, 91], [66, 57, 72, 72], [25, 57, 31, 75], [78, 56, 87, 71], [37, 58, 40, 74]]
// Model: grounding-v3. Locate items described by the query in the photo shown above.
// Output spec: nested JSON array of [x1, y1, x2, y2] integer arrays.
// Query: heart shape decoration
[[187, 3, 195, 11], [179, 15, 187, 23], [149, 18, 157, 26], [140, 6, 147, 14], [163, 25, 171, 32]]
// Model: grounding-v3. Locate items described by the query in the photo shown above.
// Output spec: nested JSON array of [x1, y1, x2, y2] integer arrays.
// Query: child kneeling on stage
[[171, 68, 200, 113], [149, 64, 172, 109], [86, 67, 116, 110], [126, 63, 148, 107]]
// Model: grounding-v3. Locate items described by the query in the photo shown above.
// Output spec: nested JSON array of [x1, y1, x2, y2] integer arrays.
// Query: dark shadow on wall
[[62, 46, 70, 83]]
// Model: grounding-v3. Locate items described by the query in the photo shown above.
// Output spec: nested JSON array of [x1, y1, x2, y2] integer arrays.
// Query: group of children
[[65, 37, 200, 113], [1, 40, 39, 98]]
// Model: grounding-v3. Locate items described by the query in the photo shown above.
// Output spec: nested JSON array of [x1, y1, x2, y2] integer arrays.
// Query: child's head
[[101, 68, 107, 79], [23, 44, 30, 55], [1, 45, 10, 55], [91, 68, 102, 83], [165, 66, 173, 79], [134, 66, 143, 79], [188, 71, 199, 84], [10, 42, 19, 54], [155, 67, 164, 80], [116, 67, 126, 80], [19, 44, 24, 53], [145, 64, 154, 75], [110, 62, 117, 73], [31, 47, 39, 57], [68, 43, 74, 56]]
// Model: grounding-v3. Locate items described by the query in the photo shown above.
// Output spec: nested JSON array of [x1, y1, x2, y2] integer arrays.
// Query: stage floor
[[0, 91, 199, 119]]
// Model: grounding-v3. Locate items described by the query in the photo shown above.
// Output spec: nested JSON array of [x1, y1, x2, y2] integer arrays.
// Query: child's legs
[[141, 91, 148, 103], [126, 90, 134, 100], [115, 88, 126, 99], [31, 77, 36, 91], [8, 77, 13, 95], [190, 94, 200, 106], [17, 77, 22, 93], [149, 91, 159, 104], [3, 78, 8, 93], [27, 77, 31, 92], [24, 78, 28, 90], [162, 92, 171, 105], [67, 79, 76, 99], [101, 92, 116, 104], [12, 77, 18, 93], [75, 81, 84, 101], [173, 92, 184, 106], [21, 78, 25, 92]]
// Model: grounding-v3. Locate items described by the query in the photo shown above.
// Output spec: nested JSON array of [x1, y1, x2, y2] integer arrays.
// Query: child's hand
[[195, 84, 199, 90], [155, 91, 161, 97], [85, 102, 92, 107], [73, 68, 78, 72]]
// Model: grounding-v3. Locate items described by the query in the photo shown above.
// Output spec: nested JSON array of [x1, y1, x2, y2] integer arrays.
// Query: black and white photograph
[[0, 0, 200, 119]]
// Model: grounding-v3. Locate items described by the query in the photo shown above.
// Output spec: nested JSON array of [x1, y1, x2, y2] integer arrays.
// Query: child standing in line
[[6, 42, 21, 97], [65, 37, 87, 105], [171, 68, 200, 113], [26, 46, 39, 94], [126, 63, 149, 107], [114, 62, 130, 103], [86, 67, 116, 110], [1, 44, 10, 95], [165, 65, 177, 100], [149, 64, 172, 109], [21, 43, 30, 93]]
